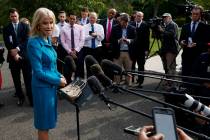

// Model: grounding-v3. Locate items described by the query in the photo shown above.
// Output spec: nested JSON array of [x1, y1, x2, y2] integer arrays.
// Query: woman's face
[[39, 16, 54, 37]]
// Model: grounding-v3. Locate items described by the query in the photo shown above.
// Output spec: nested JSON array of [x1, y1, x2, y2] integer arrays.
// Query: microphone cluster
[[60, 55, 210, 139]]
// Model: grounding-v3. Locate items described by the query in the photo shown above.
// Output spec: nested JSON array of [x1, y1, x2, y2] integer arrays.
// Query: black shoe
[[0, 103, 4, 108], [138, 84, 143, 88], [112, 87, 120, 93], [17, 98, 25, 106]]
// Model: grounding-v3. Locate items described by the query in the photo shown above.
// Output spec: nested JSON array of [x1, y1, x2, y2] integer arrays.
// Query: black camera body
[[148, 17, 163, 29], [147, 16, 164, 39]]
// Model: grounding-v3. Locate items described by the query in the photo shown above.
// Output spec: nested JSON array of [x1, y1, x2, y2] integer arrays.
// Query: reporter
[[138, 125, 192, 140], [27, 7, 66, 140]]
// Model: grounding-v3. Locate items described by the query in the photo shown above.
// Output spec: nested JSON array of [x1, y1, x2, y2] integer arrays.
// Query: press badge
[[207, 66, 210, 72], [188, 37, 192, 48], [9, 35, 13, 43]]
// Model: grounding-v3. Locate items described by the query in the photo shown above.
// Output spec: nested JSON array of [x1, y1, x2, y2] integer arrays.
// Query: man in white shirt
[[57, 11, 68, 30], [56, 11, 69, 74], [83, 12, 104, 63]]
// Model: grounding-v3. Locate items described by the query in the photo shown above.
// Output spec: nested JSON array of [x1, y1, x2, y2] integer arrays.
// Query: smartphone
[[89, 31, 93, 35], [152, 107, 178, 140]]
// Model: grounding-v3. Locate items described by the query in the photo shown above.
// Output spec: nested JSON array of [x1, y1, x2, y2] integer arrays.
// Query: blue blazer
[[27, 36, 61, 88]]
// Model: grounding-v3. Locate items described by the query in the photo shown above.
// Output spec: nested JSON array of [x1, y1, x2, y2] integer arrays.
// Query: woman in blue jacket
[[27, 8, 66, 140]]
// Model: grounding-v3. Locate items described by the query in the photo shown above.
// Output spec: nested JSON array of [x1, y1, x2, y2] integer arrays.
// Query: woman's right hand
[[60, 77, 67, 87]]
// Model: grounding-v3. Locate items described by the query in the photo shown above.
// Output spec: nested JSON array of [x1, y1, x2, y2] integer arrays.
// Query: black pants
[[54, 44, 67, 74], [132, 54, 145, 85], [63, 50, 84, 83], [9, 59, 33, 104]]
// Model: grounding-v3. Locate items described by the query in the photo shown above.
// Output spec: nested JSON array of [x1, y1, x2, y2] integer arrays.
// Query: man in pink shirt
[[60, 12, 85, 83]]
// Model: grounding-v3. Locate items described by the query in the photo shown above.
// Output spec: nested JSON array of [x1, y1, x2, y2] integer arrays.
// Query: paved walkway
[[0, 50, 182, 140]]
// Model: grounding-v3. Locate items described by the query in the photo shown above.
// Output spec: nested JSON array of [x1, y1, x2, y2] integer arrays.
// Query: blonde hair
[[89, 12, 98, 19], [20, 17, 30, 25], [31, 7, 56, 36]]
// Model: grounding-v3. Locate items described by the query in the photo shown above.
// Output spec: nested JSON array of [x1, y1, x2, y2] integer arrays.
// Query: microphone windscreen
[[101, 59, 123, 75], [85, 55, 99, 68], [95, 73, 113, 88], [87, 76, 104, 94], [64, 55, 76, 72], [90, 64, 104, 75]]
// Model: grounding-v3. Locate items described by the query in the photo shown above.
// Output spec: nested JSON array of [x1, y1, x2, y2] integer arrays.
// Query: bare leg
[[38, 130, 49, 140]]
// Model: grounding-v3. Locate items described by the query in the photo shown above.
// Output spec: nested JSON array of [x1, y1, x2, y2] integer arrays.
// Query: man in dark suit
[[3, 8, 32, 106], [130, 11, 150, 87], [111, 13, 136, 86], [100, 8, 118, 61], [179, 5, 209, 82]]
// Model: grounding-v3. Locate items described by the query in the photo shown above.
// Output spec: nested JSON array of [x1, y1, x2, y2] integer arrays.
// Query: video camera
[[147, 16, 164, 39]]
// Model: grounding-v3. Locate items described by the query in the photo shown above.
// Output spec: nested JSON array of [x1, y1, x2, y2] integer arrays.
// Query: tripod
[[147, 31, 161, 59]]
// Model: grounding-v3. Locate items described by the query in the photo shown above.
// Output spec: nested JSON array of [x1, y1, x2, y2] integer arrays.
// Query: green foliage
[[0, 0, 209, 26]]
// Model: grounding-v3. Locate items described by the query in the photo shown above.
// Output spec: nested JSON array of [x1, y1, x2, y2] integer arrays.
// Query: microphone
[[84, 55, 99, 68], [64, 55, 77, 72], [87, 75, 104, 95], [90, 64, 113, 88], [180, 94, 210, 117], [84, 55, 99, 78], [87, 75, 111, 110], [101, 59, 124, 75], [101, 59, 204, 87]]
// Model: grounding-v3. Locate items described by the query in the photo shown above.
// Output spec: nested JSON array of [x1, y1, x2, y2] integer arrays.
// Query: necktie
[[91, 24, 95, 49], [106, 19, 111, 48], [106, 19, 111, 41], [71, 25, 75, 50], [14, 23, 18, 35], [191, 21, 196, 37]]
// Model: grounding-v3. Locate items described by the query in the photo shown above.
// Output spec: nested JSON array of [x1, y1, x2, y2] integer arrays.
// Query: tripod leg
[[75, 105, 80, 140], [148, 39, 156, 58]]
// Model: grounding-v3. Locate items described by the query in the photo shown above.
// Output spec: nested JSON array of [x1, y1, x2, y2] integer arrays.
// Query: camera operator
[[179, 5, 209, 84], [157, 13, 179, 88]]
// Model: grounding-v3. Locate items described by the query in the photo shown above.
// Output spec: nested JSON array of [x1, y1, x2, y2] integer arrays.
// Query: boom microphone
[[101, 59, 205, 87], [90, 64, 113, 88], [87, 75, 111, 109], [87, 75, 105, 95], [85, 55, 99, 68], [84, 55, 99, 78], [64, 55, 76, 72], [101, 59, 124, 75]]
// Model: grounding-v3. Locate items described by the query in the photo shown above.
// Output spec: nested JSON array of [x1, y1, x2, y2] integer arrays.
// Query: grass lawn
[[149, 37, 161, 57]]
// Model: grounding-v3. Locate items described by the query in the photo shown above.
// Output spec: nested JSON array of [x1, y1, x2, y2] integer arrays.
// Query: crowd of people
[[0, 4, 210, 140]]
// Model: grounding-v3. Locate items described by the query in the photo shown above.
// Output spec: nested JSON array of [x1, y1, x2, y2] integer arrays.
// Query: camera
[[147, 16, 164, 39], [148, 16, 163, 29]]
